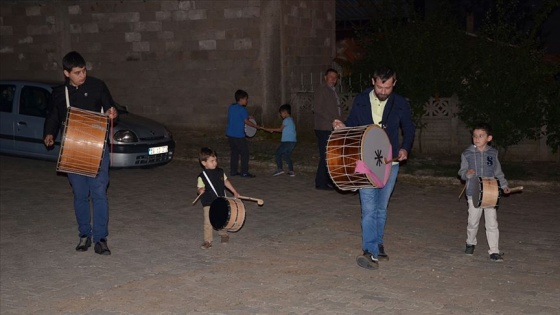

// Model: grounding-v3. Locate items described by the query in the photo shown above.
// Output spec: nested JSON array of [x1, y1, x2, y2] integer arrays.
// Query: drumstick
[[506, 186, 524, 194], [238, 195, 264, 206], [192, 193, 203, 206], [458, 184, 467, 200], [384, 157, 399, 164]]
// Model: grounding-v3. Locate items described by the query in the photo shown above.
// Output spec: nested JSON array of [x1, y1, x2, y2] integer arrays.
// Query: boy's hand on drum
[[44, 134, 54, 147], [333, 119, 345, 130], [397, 149, 408, 161], [466, 169, 475, 178], [502, 187, 510, 194], [107, 107, 118, 120], [197, 187, 205, 195]]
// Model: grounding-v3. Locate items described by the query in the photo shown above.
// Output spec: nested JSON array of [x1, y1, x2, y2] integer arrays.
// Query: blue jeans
[[359, 164, 399, 257], [275, 141, 296, 171], [67, 148, 110, 243]]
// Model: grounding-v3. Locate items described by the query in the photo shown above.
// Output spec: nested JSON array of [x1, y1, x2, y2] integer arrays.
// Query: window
[[19, 86, 51, 117], [0, 85, 15, 113]]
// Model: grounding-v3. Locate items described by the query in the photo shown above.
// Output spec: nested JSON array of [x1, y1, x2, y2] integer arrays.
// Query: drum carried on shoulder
[[57, 107, 108, 177], [326, 125, 393, 191]]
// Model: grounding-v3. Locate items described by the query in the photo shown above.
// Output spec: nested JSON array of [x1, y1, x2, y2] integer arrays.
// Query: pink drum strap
[[354, 160, 385, 188]]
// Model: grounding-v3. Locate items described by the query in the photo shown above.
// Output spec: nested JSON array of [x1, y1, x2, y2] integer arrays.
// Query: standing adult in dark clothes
[[313, 68, 342, 190], [43, 51, 117, 255], [334, 67, 415, 270]]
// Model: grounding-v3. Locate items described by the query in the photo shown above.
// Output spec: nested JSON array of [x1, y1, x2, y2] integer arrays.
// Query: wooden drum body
[[473, 177, 502, 209], [209, 197, 246, 232], [57, 107, 108, 177], [326, 125, 393, 191]]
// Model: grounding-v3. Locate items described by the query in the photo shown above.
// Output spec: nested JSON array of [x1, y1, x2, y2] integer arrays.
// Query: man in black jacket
[[43, 51, 117, 255]]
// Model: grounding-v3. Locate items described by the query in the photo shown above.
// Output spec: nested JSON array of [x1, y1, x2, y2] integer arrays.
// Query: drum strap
[[202, 171, 226, 198]]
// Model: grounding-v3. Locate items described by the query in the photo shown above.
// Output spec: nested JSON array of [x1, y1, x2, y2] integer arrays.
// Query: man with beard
[[333, 67, 415, 270]]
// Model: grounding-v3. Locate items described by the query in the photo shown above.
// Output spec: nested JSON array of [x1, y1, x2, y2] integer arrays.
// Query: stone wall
[[0, 0, 335, 128]]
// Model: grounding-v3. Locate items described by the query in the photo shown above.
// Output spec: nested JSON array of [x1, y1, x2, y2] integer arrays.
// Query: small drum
[[326, 125, 393, 191], [209, 197, 246, 232], [57, 107, 108, 177], [473, 177, 502, 209], [245, 118, 257, 137]]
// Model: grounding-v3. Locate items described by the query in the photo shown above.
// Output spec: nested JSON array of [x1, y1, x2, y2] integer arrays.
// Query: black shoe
[[489, 253, 503, 262], [94, 239, 111, 255], [465, 244, 475, 255], [230, 172, 240, 176], [240, 173, 256, 178], [315, 185, 333, 190], [378, 244, 389, 261], [356, 251, 379, 270], [75, 236, 92, 252]]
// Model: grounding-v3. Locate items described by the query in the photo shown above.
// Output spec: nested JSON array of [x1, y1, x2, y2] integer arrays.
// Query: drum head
[[361, 125, 393, 187], [209, 198, 229, 230], [245, 118, 257, 137]]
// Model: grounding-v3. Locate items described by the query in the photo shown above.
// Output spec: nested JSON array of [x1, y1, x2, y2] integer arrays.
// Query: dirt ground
[[1, 128, 559, 314]]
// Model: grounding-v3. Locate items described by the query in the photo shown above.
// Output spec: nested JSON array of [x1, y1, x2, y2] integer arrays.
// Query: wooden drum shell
[[326, 125, 392, 191], [56, 107, 108, 177], [209, 197, 246, 232]]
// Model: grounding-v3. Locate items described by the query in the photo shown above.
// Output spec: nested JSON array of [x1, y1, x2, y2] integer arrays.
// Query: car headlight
[[113, 130, 138, 143]]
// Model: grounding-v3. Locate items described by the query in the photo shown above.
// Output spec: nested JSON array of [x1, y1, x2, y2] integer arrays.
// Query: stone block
[[199, 40, 216, 51], [158, 31, 174, 40], [155, 11, 171, 21], [188, 9, 207, 20], [125, 32, 141, 42], [132, 21, 162, 32], [0, 26, 13, 36], [27, 25, 54, 35], [160, 1, 179, 11], [0, 46, 14, 54], [234, 38, 252, 50], [18, 36, 33, 44], [26, 6, 41, 16], [173, 11, 188, 21], [83, 23, 99, 34], [69, 24, 81, 34], [68, 5, 81, 15], [132, 41, 150, 52], [178, 1, 192, 10]]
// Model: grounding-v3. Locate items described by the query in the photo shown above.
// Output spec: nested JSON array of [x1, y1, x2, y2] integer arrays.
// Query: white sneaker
[[273, 170, 284, 176]]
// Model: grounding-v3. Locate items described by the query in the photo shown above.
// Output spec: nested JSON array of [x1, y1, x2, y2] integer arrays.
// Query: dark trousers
[[314, 129, 332, 188], [228, 136, 249, 175]]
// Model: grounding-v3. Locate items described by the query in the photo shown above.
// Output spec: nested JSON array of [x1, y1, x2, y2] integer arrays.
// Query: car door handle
[[17, 121, 27, 126]]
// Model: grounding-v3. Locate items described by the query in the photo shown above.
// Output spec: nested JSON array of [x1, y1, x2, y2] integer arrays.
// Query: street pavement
[[1, 153, 559, 314]]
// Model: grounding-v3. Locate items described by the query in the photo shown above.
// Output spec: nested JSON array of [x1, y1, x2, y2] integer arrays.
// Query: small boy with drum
[[196, 147, 240, 249], [459, 123, 510, 262]]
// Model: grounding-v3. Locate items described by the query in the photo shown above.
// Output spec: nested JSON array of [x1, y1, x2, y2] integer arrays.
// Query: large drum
[[209, 197, 246, 232], [473, 177, 501, 209], [57, 107, 108, 177], [326, 125, 393, 191]]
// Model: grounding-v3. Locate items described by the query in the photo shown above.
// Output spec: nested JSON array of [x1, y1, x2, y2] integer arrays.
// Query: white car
[[0, 80, 175, 168]]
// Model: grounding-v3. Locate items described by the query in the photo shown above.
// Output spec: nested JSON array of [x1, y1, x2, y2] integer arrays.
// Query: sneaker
[[94, 239, 111, 255], [240, 173, 256, 178], [273, 170, 284, 176], [489, 253, 504, 262], [221, 235, 230, 244], [287, 171, 295, 177], [465, 244, 475, 255], [200, 241, 212, 249], [75, 236, 92, 252], [356, 251, 379, 270], [378, 244, 389, 261]]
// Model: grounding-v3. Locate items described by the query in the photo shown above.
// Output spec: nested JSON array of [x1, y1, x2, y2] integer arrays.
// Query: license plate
[[149, 145, 168, 155]]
